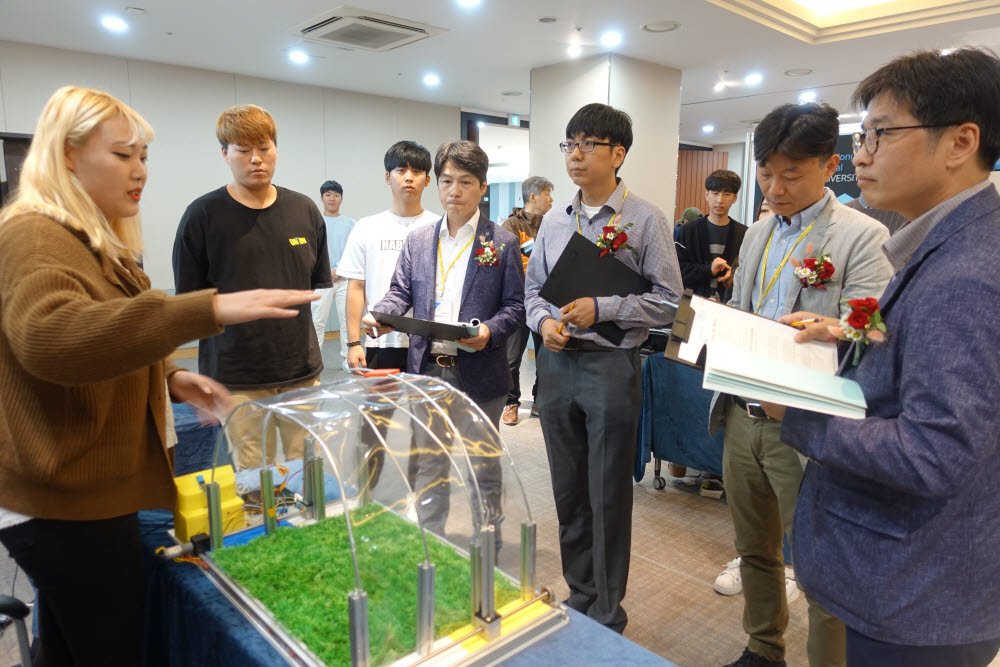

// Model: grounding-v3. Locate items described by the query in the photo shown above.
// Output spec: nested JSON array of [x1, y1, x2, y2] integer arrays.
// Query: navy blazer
[[782, 185, 1000, 645], [374, 215, 525, 402]]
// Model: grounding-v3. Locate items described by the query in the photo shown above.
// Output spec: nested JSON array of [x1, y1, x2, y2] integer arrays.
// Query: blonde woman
[[0, 86, 317, 665]]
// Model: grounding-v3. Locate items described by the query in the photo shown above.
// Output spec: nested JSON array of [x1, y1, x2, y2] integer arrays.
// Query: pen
[[788, 317, 822, 327], [556, 303, 576, 334]]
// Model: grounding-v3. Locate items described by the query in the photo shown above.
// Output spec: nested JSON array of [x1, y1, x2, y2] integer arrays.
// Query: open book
[[664, 292, 866, 419]]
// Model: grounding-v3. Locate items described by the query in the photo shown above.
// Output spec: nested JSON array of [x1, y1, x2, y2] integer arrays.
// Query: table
[[139, 511, 673, 666], [634, 354, 725, 483]]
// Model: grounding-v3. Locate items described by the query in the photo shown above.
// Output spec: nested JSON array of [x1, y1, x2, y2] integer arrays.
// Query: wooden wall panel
[[674, 150, 729, 222]]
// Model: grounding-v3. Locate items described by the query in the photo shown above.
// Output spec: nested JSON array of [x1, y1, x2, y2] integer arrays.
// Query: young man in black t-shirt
[[675, 169, 748, 300], [173, 104, 331, 467]]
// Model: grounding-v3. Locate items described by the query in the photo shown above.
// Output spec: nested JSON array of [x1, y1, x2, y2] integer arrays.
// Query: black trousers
[[536, 346, 642, 633], [504, 325, 541, 406], [0, 513, 144, 667], [361, 346, 410, 486], [846, 627, 1000, 667]]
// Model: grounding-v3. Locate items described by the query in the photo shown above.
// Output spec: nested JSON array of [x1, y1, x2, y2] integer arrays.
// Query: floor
[[1, 343, 994, 667]]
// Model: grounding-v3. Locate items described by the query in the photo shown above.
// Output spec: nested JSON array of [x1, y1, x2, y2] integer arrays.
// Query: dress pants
[[411, 362, 505, 538], [310, 286, 334, 348], [0, 514, 143, 667], [504, 325, 541, 406], [536, 346, 641, 633], [722, 399, 846, 666], [846, 627, 1000, 667]]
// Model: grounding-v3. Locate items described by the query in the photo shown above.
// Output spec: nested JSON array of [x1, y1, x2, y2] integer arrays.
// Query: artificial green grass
[[211, 505, 520, 666]]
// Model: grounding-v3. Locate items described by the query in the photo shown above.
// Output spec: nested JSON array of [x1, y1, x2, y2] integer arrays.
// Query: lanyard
[[576, 188, 629, 234], [437, 235, 475, 296], [754, 217, 818, 314]]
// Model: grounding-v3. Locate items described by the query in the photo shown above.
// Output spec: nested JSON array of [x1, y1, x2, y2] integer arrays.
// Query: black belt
[[563, 337, 618, 352], [433, 355, 458, 368], [733, 396, 773, 420]]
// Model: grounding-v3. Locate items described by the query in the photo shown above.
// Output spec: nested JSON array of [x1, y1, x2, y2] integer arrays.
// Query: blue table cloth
[[172, 403, 222, 477], [634, 355, 725, 480], [139, 511, 672, 666]]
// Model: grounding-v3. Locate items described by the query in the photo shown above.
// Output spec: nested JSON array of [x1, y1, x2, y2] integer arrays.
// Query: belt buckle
[[435, 355, 456, 368], [745, 402, 768, 420]]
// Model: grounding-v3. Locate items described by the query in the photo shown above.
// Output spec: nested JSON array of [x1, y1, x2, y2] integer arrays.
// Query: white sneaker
[[785, 567, 800, 603], [714, 557, 742, 595]]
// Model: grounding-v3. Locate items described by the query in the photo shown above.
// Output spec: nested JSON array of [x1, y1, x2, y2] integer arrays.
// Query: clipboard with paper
[[370, 311, 480, 341], [538, 233, 652, 345], [664, 291, 868, 419]]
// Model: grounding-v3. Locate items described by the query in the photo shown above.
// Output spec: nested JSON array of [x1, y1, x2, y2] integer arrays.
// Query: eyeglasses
[[558, 140, 618, 154], [851, 124, 954, 155]]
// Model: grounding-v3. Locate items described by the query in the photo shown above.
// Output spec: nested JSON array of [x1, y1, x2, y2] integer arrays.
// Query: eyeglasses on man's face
[[559, 140, 618, 154], [851, 124, 954, 155]]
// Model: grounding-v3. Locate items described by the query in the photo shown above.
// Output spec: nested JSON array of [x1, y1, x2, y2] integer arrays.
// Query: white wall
[[529, 54, 682, 219], [712, 141, 748, 223], [0, 40, 459, 290]]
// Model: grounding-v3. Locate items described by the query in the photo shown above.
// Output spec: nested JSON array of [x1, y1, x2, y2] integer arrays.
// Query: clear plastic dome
[[193, 373, 563, 666]]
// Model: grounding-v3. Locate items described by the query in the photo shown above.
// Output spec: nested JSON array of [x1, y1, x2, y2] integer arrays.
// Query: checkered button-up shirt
[[525, 179, 683, 349]]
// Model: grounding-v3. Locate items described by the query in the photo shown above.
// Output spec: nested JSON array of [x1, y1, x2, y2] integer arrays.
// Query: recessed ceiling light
[[501, 90, 523, 97], [702, 124, 715, 134], [600, 31, 622, 48], [477, 121, 485, 128], [457, 0, 481, 7], [101, 16, 128, 32], [289, 50, 309, 65], [423, 73, 441, 87], [642, 21, 680, 33], [784, 68, 812, 77], [744, 72, 763, 86], [538, 16, 558, 23], [567, 43, 582, 58], [713, 81, 726, 93], [799, 91, 817, 103]]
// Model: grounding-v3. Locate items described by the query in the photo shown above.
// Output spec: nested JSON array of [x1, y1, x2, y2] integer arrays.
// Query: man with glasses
[[709, 102, 892, 667], [524, 103, 682, 633], [769, 48, 1000, 667]]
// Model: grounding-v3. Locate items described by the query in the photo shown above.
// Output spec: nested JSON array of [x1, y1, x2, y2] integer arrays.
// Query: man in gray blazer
[[713, 103, 892, 667]]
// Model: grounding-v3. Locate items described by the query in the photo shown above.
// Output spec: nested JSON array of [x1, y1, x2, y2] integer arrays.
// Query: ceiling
[[2, 0, 1000, 144]]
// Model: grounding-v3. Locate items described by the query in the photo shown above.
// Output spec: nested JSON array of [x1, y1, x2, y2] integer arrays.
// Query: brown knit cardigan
[[0, 214, 222, 520]]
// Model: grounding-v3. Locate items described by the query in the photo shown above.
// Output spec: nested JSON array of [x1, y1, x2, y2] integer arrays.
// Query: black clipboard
[[664, 290, 708, 369], [538, 234, 651, 345], [370, 312, 479, 341]]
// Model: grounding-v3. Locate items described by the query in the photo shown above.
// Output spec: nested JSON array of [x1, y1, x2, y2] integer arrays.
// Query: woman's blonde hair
[[0, 86, 154, 260]]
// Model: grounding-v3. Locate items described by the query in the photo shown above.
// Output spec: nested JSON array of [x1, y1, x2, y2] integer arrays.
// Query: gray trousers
[[536, 346, 642, 633], [413, 363, 505, 538]]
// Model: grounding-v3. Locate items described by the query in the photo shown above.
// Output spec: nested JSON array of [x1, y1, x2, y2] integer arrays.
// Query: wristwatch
[[347, 340, 363, 348]]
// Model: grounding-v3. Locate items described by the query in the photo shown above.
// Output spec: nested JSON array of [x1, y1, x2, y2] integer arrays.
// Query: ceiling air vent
[[294, 6, 446, 52]]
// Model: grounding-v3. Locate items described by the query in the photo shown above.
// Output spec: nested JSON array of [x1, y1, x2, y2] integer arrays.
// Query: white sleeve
[[336, 223, 367, 280]]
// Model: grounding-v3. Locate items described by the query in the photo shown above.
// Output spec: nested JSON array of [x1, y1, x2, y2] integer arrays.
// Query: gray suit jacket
[[708, 192, 893, 433]]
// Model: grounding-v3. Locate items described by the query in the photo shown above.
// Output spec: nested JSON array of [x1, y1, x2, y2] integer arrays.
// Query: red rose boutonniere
[[794, 251, 835, 289], [474, 235, 505, 266], [836, 297, 886, 365], [596, 215, 638, 258]]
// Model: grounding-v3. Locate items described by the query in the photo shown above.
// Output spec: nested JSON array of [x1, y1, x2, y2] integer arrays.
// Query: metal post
[[416, 561, 435, 656], [348, 590, 370, 667], [205, 482, 223, 550], [260, 468, 277, 534], [310, 458, 326, 521], [469, 539, 482, 620], [480, 525, 496, 622], [302, 437, 315, 513], [520, 521, 537, 600]]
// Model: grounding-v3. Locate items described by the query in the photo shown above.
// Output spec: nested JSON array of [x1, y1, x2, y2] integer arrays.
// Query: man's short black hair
[[852, 48, 1000, 170], [753, 103, 840, 165], [384, 140, 432, 174], [566, 103, 634, 158], [434, 141, 489, 184], [705, 169, 741, 194], [320, 180, 343, 196]]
